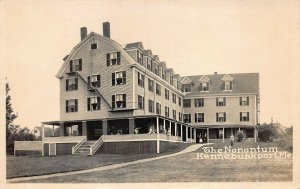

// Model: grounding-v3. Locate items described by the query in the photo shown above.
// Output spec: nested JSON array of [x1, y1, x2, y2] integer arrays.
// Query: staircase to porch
[[73, 136, 104, 156]]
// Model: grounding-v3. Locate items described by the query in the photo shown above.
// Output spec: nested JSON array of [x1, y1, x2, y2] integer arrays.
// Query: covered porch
[[195, 125, 257, 143], [41, 116, 197, 154]]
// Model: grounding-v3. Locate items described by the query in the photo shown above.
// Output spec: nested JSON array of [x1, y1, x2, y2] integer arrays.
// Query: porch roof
[[194, 124, 257, 129]]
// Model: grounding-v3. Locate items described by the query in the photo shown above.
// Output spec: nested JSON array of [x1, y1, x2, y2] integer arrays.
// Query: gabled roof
[[143, 49, 153, 57], [124, 42, 144, 51], [153, 55, 160, 62], [221, 74, 234, 81], [180, 73, 259, 95], [56, 32, 137, 78], [181, 77, 192, 84], [199, 75, 210, 82]]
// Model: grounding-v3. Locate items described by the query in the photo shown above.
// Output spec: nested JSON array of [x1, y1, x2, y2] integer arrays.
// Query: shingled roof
[[181, 73, 259, 95], [124, 42, 144, 50]]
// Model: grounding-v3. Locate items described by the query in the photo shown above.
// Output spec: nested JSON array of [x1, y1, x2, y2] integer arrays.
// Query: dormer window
[[90, 38, 98, 50], [182, 84, 191, 92], [70, 59, 82, 72], [162, 68, 166, 80], [88, 97, 101, 111], [112, 71, 126, 86], [224, 81, 233, 91], [169, 74, 174, 86], [154, 63, 159, 75], [106, 52, 121, 66], [200, 82, 209, 92], [137, 50, 143, 65], [146, 58, 152, 71], [221, 74, 234, 91], [88, 75, 101, 88]]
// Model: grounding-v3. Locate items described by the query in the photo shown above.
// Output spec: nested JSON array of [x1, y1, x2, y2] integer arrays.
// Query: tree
[[6, 81, 35, 154], [6, 82, 18, 133]]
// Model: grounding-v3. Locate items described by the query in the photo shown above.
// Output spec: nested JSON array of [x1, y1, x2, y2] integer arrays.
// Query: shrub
[[236, 131, 244, 142]]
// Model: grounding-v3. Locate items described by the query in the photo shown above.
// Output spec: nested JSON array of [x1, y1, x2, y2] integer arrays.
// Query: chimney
[[214, 72, 218, 75], [103, 22, 110, 38], [80, 27, 87, 41]]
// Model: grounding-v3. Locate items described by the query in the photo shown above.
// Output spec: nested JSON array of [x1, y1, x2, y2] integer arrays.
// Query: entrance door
[[87, 121, 103, 140]]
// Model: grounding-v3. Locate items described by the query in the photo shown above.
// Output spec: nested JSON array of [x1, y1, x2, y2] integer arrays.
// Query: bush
[[237, 131, 244, 142]]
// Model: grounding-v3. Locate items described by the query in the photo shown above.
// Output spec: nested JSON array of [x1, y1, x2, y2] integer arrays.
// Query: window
[[162, 68, 166, 80], [88, 75, 100, 88], [240, 97, 249, 106], [183, 99, 191, 108], [156, 83, 161, 95], [88, 97, 101, 111], [154, 63, 159, 75], [173, 110, 176, 120], [170, 75, 174, 86], [182, 84, 191, 92], [106, 52, 121, 66], [183, 114, 191, 123], [146, 58, 152, 71], [178, 112, 182, 122], [66, 78, 78, 91], [138, 72, 145, 87], [216, 97, 226, 106], [195, 98, 204, 107], [200, 82, 209, 91], [178, 97, 182, 106], [137, 50, 143, 65], [156, 102, 161, 115], [66, 99, 78, 113], [216, 112, 226, 122], [195, 113, 204, 123], [138, 95, 144, 110], [165, 89, 169, 100], [112, 94, 126, 108], [240, 112, 250, 122], [90, 38, 98, 50], [148, 100, 154, 113], [165, 106, 169, 117], [148, 79, 154, 92], [70, 59, 82, 72], [224, 81, 233, 90], [112, 71, 126, 85], [172, 93, 176, 104], [177, 80, 181, 90]]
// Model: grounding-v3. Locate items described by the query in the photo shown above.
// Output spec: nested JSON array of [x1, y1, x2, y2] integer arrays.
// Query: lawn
[[22, 141, 292, 183], [7, 142, 191, 179]]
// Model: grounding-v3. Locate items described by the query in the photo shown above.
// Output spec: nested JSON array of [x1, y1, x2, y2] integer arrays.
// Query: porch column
[[174, 122, 177, 136], [190, 127, 193, 142], [59, 122, 65, 137], [207, 128, 210, 143], [82, 121, 87, 136], [169, 121, 172, 135], [254, 127, 257, 142], [156, 117, 160, 153], [129, 118, 135, 134], [194, 128, 196, 143], [41, 124, 45, 140], [180, 124, 183, 141], [239, 127, 241, 132], [102, 119, 108, 135], [52, 125, 55, 137], [163, 119, 166, 134], [186, 126, 188, 142], [222, 127, 225, 143]]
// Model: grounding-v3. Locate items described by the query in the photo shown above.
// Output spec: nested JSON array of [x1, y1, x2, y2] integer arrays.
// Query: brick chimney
[[80, 27, 87, 41], [103, 22, 110, 38]]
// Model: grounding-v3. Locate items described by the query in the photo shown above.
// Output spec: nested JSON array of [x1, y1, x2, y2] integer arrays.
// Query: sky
[[1, 0, 300, 130]]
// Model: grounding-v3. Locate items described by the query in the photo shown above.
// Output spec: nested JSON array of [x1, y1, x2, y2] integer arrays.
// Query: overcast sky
[[1, 0, 299, 130]]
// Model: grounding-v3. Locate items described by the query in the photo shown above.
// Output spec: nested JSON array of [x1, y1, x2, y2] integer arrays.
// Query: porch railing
[[72, 136, 87, 154], [89, 136, 103, 156]]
